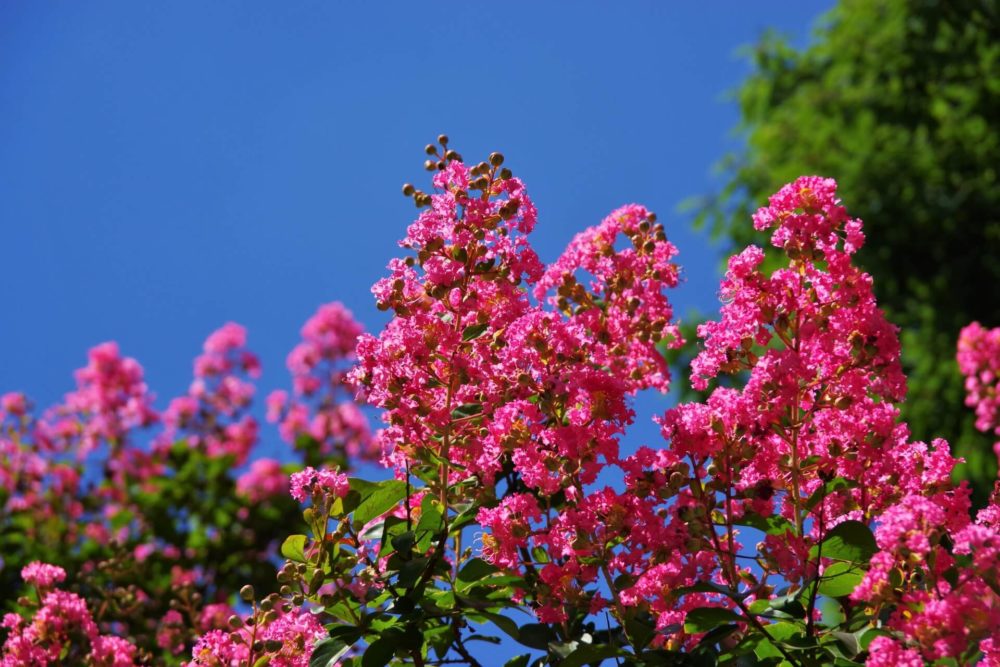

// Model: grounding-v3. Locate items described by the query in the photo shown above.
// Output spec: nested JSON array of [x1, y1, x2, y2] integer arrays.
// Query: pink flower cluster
[[57, 341, 158, 456], [161, 322, 261, 464], [1, 310, 369, 661], [187, 608, 324, 667], [352, 165, 998, 662], [958, 321, 1000, 469], [352, 154, 685, 622], [267, 302, 375, 466], [289, 466, 349, 503], [236, 457, 289, 503], [20, 561, 66, 589], [1, 344, 159, 552], [1, 563, 139, 666], [851, 490, 1000, 662], [607, 177, 972, 640]]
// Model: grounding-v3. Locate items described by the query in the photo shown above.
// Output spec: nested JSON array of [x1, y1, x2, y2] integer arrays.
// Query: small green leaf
[[768, 593, 807, 619], [831, 630, 861, 658], [475, 612, 522, 642], [462, 323, 490, 341], [683, 607, 744, 634], [810, 520, 877, 563], [457, 558, 499, 591], [295, 432, 321, 452], [280, 534, 308, 563], [352, 479, 408, 529], [310, 636, 354, 667], [391, 530, 416, 554], [818, 562, 865, 598], [736, 512, 794, 536], [450, 403, 483, 419], [672, 581, 733, 597], [517, 623, 555, 650], [361, 637, 396, 667], [504, 656, 531, 667], [753, 621, 801, 660], [397, 557, 429, 589]]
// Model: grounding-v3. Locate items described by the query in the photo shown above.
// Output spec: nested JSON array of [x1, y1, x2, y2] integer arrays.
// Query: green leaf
[[397, 557, 429, 589], [753, 621, 801, 660], [450, 403, 483, 420], [559, 644, 627, 667], [768, 593, 807, 619], [672, 580, 734, 598], [504, 656, 531, 667], [415, 497, 444, 551], [830, 631, 861, 658], [736, 512, 794, 536], [391, 530, 416, 554], [457, 558, 499, 591], [683, 607, 744, 634], [818, 561, 865, 598], [296, 432, 322, 452], [352, 479, 408, 529], [517, 623, 555, 650], [473, 613, 553, 650], [474, 612, 522, 642], [310, 636, 354, 667], [361, 637, 396, 667], [809, 520, 877, 562], [462, 323, 490, 341], [281, 534, 308, 563]]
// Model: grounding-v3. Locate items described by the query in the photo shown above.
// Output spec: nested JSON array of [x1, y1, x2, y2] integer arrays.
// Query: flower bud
[[239, 585, 255, 602], [489, 152, 504, 166]]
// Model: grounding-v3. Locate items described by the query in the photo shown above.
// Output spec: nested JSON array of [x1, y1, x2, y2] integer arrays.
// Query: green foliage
[[693, 0, 1000, 501]]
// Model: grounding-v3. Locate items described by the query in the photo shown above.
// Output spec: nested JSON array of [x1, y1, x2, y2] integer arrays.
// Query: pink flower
[[236, 458, 288, 503], [20, 562, 66, 589], [289, 466, 349, 503]]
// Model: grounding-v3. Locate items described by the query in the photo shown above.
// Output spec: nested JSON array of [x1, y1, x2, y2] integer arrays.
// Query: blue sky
[[1, 2, 830, 454]]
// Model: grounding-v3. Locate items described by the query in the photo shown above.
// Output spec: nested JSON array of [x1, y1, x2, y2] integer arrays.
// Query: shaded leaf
[[683, 607, 744, 633], [280, 534, 308, 563]]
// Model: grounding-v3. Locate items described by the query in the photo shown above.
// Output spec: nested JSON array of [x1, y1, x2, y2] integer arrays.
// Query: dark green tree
[[694, 0, 1000, 501]]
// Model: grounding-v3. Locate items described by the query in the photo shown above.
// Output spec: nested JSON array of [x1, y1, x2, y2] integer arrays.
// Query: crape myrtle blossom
[[851, 489, 1000, 663], [186, 607, 325, 667], [354, 165, 1000, 661], [350, 147, 686, 628], [8, 139, 1000, 666], [957, 321, 1000, 471], [20, 561, 67, 589], [1, 563, 140, 666], [266, 302, 375, 468], [160, 322, 261, 465], [1, 310, 371, 663]]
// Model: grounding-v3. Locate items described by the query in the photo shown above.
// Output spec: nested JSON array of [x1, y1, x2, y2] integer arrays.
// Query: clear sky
[[1, 3, 831, 456]]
